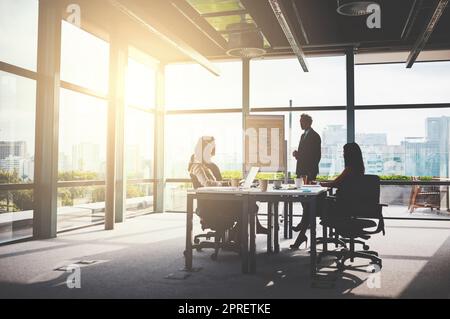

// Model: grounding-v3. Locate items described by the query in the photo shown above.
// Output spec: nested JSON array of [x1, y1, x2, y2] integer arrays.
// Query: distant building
[[72, 143, 100, 172], [0, 141, 26, 160], [0, 155, 33, 180], [320, 125, 346, 176], [402, 117, 450, 177]]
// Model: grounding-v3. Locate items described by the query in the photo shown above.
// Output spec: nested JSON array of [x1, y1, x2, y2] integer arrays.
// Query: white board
[[244, 115, 286, 172]]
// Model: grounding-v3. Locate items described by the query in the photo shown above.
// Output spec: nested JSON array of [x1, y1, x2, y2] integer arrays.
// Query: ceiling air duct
[[226, 22, 266, 59], [336, 0, 379, 16]]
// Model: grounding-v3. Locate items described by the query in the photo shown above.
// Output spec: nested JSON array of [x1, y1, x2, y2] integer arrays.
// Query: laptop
[[241, 167, 260, 189], [196, 167, 260, 192]]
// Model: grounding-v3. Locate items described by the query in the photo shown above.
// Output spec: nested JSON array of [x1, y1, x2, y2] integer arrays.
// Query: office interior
[[0, 0, 450, 299]]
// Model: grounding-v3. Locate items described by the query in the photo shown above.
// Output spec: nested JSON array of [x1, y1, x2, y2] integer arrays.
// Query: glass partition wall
[[0, 0, 38, 243], [1, 1, 450, 244], [165, 55, 450, 221]]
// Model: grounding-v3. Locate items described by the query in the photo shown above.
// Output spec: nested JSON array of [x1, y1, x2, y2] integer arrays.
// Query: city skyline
[[3, 115, 450, 180]]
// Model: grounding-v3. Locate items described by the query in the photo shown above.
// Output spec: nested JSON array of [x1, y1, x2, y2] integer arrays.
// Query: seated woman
[[188, 136, 267, 238], [290, 142, 365, 249]]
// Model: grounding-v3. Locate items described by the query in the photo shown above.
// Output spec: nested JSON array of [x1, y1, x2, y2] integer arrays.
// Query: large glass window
[[165, 61, 242, 109], [0, 71, 36, 183], [124, 57, 156, 217], [356, 61, 450, 105], [0, 71, 35, 242], [0, 190, 33, 242], [125, 109, 154, 180], [356, 108, 450, 220], [125, 108, 155, 217], [356, 108, 450, 178], [57, 89, 107, 231], [60, 21, 110, 94], [250, 56, 346, 108], [0, 0, 38, 71], [58, 89, 107, 179], [165, 113, 243, 178]]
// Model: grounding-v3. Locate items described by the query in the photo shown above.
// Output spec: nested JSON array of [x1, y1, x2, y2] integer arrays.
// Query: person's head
[[192, 136, 216, 165], [343, 142, 365, 175], [300, 114, 313, 130]]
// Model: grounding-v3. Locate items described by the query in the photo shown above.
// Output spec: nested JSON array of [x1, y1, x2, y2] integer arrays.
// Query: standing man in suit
[[290, 114, 322, 249]]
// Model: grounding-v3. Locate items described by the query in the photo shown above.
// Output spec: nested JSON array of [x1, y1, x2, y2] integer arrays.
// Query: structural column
[[154, 63, 165, 213], [33, 0, 62, 239], [242, 58, 250, 175], [106, 32, 127, 229], [346, 48, 355, 143], [114, 36, 127, 224]]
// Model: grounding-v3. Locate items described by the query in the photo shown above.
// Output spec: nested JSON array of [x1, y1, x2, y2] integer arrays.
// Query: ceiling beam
[[108, 0, 221, 76], [406, 0, 448, 68], [401, 0, 423, 40], [268, 0, 309, 72], [291, 0, 309, 45]]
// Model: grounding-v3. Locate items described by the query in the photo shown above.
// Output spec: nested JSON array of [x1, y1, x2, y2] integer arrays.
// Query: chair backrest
[[205, 162, 222, 181], [337, 174, 382, 219], [190, 173, 202, 189]]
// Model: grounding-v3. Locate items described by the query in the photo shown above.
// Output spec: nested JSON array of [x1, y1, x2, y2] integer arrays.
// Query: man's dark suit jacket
[[295, 128, 322, 179]]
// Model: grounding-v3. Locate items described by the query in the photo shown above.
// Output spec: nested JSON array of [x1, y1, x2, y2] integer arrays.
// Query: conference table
[[184, 185, 328, 278]]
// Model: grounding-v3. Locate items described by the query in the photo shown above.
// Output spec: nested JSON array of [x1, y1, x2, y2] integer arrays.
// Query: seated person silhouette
[[290, 142, 366, 249], [188, 136, 268, 241]]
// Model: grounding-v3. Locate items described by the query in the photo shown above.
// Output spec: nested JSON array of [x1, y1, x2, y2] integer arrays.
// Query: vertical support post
[[114, 36, 127, 224], [106, 32, 126, 229], [33, 0, 62, 239], [346, 48, 355, 143], [154, 63, 165, 213], [242, 58, 250, 176]]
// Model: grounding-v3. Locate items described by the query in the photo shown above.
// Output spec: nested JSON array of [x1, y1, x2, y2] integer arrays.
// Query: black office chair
[[318, 175, 386, 271], [190, 172, 238, 260]]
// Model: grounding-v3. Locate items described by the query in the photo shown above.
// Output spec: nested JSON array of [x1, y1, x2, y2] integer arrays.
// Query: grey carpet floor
[[0, 213, 449, 299]]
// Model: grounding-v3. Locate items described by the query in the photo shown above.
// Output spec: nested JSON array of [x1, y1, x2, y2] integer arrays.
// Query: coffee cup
[[294, 178, 303, 188], [230, 178, 240, 187], [259, 179, 268, 192], [273, 180, 282, 189]]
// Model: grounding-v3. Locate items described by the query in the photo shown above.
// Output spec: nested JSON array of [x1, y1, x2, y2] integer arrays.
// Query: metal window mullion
[[346, 48, 355, 143], [154, 63, 165, 213]]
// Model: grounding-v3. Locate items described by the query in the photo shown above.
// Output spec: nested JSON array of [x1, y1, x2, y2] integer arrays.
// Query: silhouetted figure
[[290, 142, 365, 249], [188, 136, 267, 241], [290, 114, 322, 249]]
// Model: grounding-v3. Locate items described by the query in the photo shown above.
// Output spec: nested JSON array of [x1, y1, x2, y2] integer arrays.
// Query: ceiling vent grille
[[226, 22, 266, 58]]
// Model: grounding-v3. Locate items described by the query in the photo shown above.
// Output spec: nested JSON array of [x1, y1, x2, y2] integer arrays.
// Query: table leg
[[322, 224, 328, 252], [267, 202, 273, 254], [309, 198, 317, 278], [185, 194, 194, 270], [274, 201, 280, 253], [249, 197, 256, 273], [283, 200, 288, 239], [241, 196, 249, 274], [288, 201, 293, 239]]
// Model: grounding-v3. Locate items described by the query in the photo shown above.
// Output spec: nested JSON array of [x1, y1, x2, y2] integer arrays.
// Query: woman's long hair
[[188, 136, 215, 171], [343, 142, 365, 175]]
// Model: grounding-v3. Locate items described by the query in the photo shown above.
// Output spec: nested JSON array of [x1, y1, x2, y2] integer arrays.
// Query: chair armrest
[[380, 204, 388, 207]]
